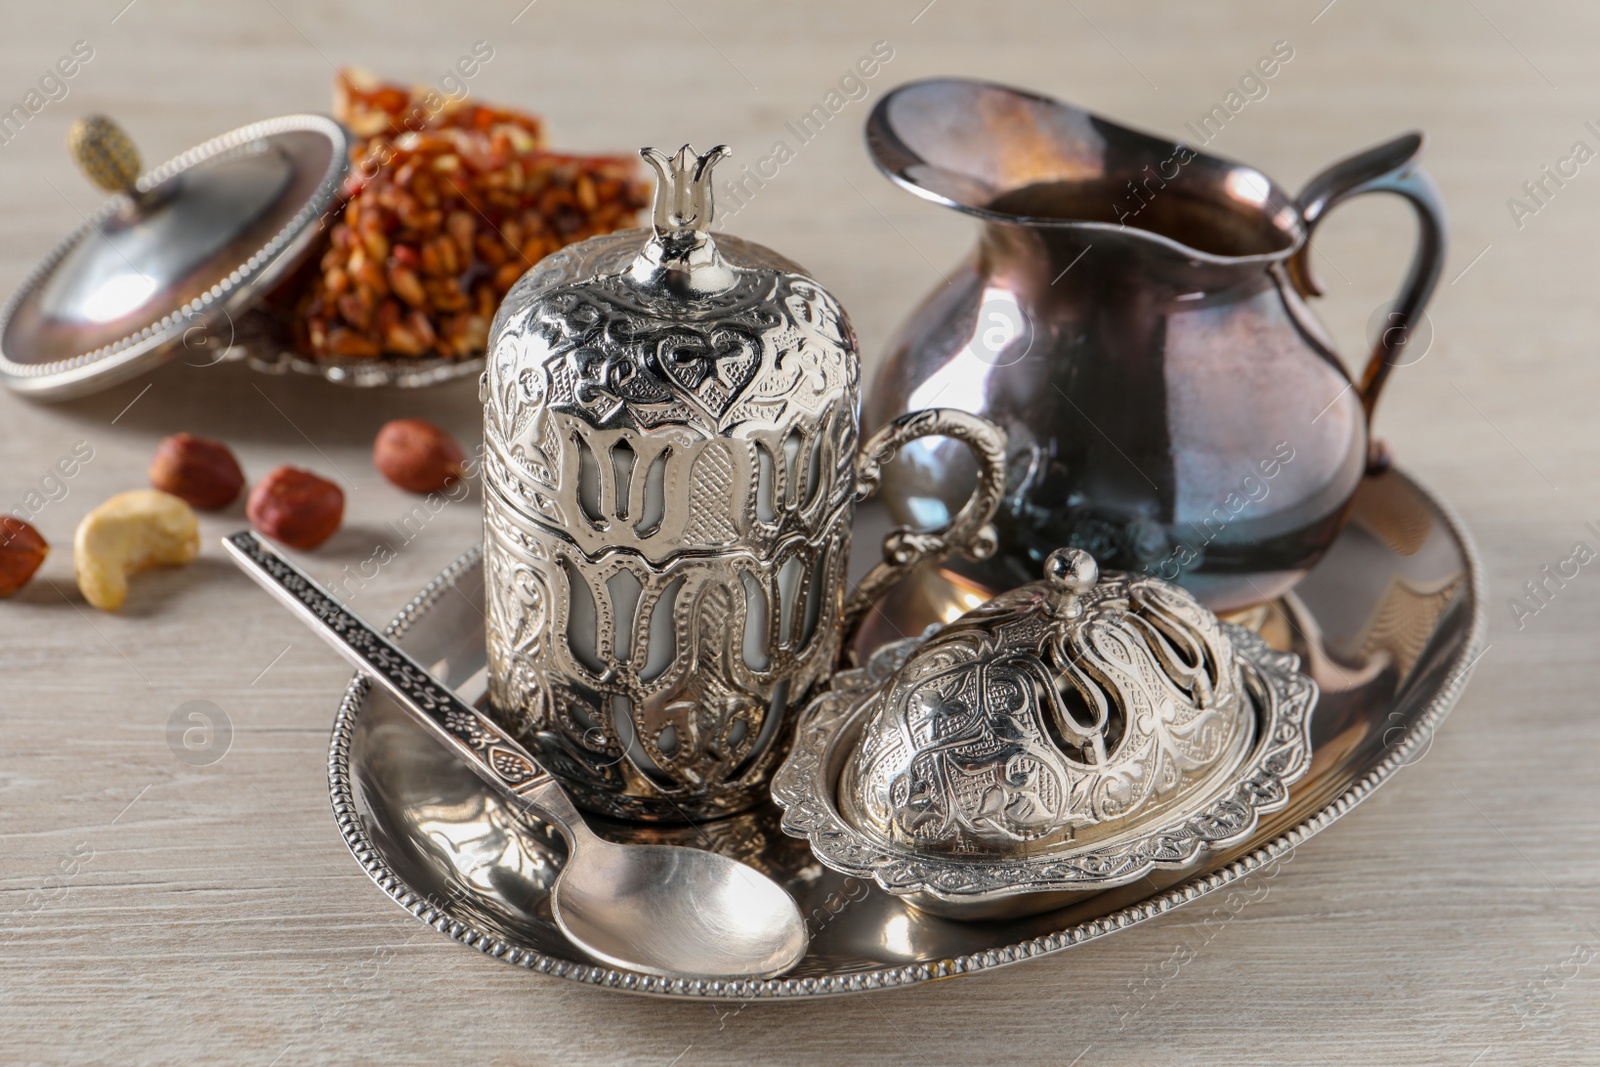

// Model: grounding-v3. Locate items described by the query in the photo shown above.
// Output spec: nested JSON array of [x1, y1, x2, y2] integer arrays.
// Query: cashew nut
[[74, 490, 200, 611]]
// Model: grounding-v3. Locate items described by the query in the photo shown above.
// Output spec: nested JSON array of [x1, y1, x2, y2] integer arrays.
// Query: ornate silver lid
[[0, 114, 348, 399], [484, 143, 817, 325], [772, 548, 1317, 918]]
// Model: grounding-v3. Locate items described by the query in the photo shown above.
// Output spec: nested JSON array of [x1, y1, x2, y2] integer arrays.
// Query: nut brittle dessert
[[285, 71, 649, 363]]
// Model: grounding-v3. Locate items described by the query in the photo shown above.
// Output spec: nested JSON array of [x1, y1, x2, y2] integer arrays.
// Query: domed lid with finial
[[486, 142, 839, 327], [840, 547, 1261, 854], [480, 141, 861, 558]]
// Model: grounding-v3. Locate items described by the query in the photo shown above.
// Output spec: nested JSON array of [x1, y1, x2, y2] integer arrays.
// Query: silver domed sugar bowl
[[772, 547, 1317, 917], [481, 144, 1007, 821]]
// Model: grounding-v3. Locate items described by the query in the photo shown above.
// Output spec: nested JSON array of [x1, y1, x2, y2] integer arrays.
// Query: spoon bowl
[[552, 833, 808, 979]]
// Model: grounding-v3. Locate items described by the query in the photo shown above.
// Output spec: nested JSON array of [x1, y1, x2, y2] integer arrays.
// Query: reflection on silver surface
[[862, 78, 1448, 613], [39, 143, 294, 324], [0, 116, 349, 399], [330, 466, 1483, 998]]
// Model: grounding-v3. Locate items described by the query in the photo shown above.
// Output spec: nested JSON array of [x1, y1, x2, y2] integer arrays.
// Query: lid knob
[[628, 143, 737, 297], [1043, 547, 1098, 617], [67, 115, 142, 198], [641, 143, 729, 236]]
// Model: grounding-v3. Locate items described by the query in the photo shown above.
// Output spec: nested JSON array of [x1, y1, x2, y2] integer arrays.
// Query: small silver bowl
[[772, 548, 1318, 919], [231, 309, 486, 388]]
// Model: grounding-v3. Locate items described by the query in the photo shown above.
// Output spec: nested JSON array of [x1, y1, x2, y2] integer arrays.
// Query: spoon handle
[[221, 531, 578, 832]]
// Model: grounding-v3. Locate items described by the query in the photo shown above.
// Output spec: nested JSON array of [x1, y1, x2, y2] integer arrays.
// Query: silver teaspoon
[[222, 531, 808, 981]]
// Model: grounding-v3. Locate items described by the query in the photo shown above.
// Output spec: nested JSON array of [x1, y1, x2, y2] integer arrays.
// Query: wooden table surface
[[0, 1, 1592, 1063]]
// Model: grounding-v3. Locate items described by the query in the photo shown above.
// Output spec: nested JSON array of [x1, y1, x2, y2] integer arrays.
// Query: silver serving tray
[[328, 466, 1483, 999]]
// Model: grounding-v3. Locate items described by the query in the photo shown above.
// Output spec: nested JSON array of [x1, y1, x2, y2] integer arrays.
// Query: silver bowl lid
[[773, 548, 1318, 911], [0, 113, 349, 399]]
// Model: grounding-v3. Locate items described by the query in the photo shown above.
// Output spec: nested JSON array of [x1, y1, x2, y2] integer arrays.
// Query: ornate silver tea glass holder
[[479, 144, 1006, 821]]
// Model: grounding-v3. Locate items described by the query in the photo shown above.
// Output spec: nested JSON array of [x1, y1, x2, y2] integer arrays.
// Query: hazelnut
[[0, 518, 49, 597], [248, 467, 344, 550], [373, 418, 466, 494], [149, 433, 246, 509]]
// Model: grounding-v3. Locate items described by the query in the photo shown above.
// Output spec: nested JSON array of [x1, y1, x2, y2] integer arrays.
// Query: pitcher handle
[[1286, 132, 1448, 425], [841, 409, 1008, 652]]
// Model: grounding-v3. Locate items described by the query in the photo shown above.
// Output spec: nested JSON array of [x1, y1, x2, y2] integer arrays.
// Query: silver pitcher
[[481, 144, 1006, 821], [863, 78, 1447, 613]]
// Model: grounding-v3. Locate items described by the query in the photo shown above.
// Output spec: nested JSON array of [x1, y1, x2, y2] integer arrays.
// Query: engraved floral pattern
[[843, 572, 1253, 852], [479, 231, 861, 820]]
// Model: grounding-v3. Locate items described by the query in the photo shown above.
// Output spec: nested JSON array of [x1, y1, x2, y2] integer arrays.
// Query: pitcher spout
[[867, 77, 1305, 266]]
